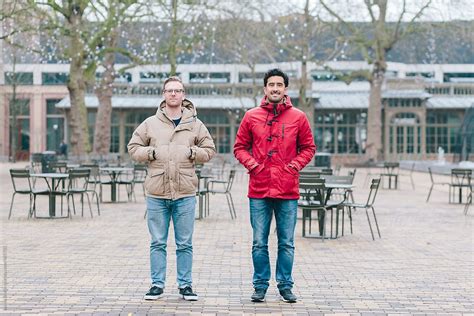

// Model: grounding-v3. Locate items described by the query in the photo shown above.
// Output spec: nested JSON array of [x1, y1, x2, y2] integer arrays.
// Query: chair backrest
[[299, 178, 326, 204], [81, 163, 100, 182], [225, 169, 236, 192], [383, 162, 399, 175], [366, 178, 381, 207], [320, 168, 333, 175], [133, 164, 148, 182], [49, 161, 67, 173], [451, 168, 472, 186], [10, 169, 32, 193], [67, 168, 90, 191], [322, 175, 353, 185], [348, 168, 357, 181]]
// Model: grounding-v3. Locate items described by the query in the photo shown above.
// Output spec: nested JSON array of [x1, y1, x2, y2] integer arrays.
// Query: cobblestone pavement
[[0, 162, 472, 315]]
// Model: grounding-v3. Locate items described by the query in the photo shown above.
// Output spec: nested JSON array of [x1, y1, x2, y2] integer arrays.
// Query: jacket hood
[[260, 95, 293, 115], [156, 99, 197, 124]]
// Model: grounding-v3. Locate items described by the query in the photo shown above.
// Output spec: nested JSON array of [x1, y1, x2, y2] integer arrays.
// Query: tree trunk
[[67, 11, 89, 157], [169, 0, 178, 75], [298, 60, 314, 132], [365, 64, 385, 162], [93, 30, 117, 155], [298, 0, 314, 133]]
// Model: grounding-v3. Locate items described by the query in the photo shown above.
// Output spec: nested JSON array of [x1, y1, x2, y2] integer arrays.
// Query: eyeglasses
[[163, 89, 184, 94]]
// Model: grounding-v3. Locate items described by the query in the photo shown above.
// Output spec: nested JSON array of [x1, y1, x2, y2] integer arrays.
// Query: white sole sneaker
[[182, 294, 199, 301]]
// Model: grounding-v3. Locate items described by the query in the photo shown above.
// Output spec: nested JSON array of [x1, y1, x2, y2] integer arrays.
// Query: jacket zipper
[[282, 124, 285, 139]]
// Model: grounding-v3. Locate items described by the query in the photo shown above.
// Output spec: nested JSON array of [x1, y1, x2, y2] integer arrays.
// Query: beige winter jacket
[[127, 99, 216, 200]]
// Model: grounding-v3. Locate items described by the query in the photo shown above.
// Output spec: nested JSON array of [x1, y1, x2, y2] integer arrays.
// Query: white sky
[[291, 0, 474, 22]]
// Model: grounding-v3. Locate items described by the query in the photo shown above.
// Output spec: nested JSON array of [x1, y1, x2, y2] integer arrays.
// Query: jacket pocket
[[145, 168, 165, 195], [178, 168, 198, 194]]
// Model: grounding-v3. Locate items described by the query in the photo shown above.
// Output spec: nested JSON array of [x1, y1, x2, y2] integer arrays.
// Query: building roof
[[56, 94, 474, 110], [382, 90, 432, 99], [56, 95, 257, 109], [427, 97, 474, 109], [316, 92, 369, 109]]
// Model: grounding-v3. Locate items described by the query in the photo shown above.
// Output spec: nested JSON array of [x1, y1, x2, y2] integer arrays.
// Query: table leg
[[49, 192, 56, 217], [49, 178, 57, 217], [111, 172, 117, 202], [198, 193, 203, 219], [111, 182, 117, 202]]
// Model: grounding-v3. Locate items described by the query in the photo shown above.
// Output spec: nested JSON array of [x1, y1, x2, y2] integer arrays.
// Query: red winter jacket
[[234, 96, 316, 199]]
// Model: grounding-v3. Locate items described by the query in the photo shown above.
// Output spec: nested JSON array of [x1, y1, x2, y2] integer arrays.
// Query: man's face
[[264, 76, 287, 103], [163, 81, 185, 108]]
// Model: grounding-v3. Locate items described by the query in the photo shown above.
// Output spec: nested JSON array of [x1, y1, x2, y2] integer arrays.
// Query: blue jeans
[[146, 196, 196, 289], [249, 198, 298, 291]]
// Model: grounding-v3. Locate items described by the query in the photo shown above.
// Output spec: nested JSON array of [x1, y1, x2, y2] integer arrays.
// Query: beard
[[267, 93, 283, 103]]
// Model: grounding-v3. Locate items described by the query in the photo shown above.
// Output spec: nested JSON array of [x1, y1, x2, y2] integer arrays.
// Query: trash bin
[[314, 152, 331, 168], [41, 151, 57, 173]]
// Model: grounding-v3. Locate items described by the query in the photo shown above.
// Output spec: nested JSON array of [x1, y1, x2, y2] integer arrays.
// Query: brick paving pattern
[[0, 162, 472, 315]]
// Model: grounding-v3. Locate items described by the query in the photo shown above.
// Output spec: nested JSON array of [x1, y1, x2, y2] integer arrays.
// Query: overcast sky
[[284, 0, 474, 22]]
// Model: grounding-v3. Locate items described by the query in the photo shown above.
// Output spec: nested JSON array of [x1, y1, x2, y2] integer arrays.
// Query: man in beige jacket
[[127, 76, 215, 301]]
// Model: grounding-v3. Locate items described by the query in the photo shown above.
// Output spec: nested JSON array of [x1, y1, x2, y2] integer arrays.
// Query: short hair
[[162, 76, 184, 91], [263, 68, 289, 87]]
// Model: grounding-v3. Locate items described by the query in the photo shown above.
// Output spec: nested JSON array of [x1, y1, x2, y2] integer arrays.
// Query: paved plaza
[[0, 162, 472, 315]]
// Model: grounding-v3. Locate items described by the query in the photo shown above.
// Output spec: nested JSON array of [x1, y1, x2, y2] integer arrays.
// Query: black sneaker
[[179, 286, 199, 301], [279, 289, 297, 303], [251, 288, 266, 302], [144, 286, 164, 300]]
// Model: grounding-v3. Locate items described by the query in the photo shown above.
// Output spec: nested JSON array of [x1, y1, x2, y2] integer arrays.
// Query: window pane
[[42, 72, 69, 85], [46, 117, 65, 151], [5, 72, 33, 85]]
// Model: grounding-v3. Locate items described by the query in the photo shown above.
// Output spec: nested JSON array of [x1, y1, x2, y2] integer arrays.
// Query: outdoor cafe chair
[[80, 163, 101, 214], [65, 168, 96, 218], [380, 162, 399, 189], [426, 167, 450, 202], [298, 178, 344, 242], [48, 161, 68, 173], [206, 169, 236, 219], [298, 178, 347, 241], [8, 169, 49, 219], [116, 168, 135, 202], [343, 178, 381, 240], [131, 163, 148, 201], [450, 168, 472, 204]]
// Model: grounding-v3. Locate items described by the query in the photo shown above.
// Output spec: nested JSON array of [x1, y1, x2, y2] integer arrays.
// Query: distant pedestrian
[[128, 76, 216, 301], [58, 141, 68, 159], [234, 68, 316, 303]]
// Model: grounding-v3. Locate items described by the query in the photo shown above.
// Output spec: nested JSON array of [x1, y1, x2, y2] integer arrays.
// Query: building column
[[30, 88, 45, 153]]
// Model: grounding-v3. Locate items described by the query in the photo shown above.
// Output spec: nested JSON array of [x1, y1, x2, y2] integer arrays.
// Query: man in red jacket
[[234, 68, 316, 303]]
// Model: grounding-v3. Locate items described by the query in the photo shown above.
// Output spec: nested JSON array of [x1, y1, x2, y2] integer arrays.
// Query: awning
[[55, 95, 258, 109], [427, 97, 474, 109]]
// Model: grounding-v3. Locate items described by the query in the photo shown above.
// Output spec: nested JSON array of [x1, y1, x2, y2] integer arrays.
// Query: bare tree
[[262, 0, 343, 131], [90, 0, 145, 156], [320, 0, 432, 162]]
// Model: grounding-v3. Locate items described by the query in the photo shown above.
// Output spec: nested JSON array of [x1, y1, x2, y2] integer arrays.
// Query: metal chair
[[298, 178, 347, 241], [450, 169, 472, 204], [8, 169, 49, 219], [48, 161, 68, 173], [65, 168, 95, 218], [426, 167, 450, 202], [380, 162, 399, 189], [343, 178, 381, 240], [131, 163, 148, 201], [206, 169, 236, 219], [80, 163, 101, 215]]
